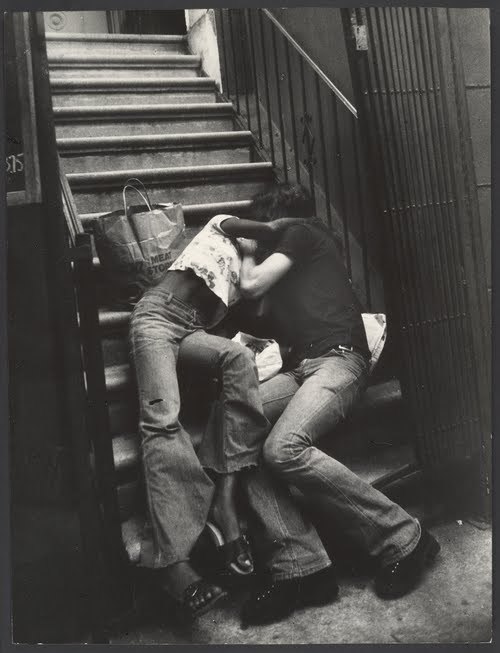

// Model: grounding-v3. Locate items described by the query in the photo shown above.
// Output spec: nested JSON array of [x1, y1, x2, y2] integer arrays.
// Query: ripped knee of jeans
[[148, 398, 164, 406]]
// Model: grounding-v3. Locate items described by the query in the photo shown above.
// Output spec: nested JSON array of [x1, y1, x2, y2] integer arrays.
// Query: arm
[[239, 248, 293, 299], [220, 216, 309, 241]]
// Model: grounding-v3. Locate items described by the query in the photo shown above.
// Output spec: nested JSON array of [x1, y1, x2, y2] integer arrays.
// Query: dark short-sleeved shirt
[[267, 219, 369, 364]]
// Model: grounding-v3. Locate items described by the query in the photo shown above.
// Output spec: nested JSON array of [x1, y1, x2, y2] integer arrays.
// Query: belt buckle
[[338, 345, 353, 352]]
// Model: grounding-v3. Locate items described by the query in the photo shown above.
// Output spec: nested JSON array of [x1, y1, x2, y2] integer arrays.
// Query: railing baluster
[[300, 57, 316, 210], [228, 9, 240, 113], [285, 40, 301, 183], [258, 9, 275, 166], [271, 23, 288, 181], [332, 95, 352, 278], [218, 10, 231, 100], [246, 9, 263, 147], [239, 10, 252, 130], [217, 10, 230, 99], [314, 72, 332, 228], [351, 113, 372, 309]]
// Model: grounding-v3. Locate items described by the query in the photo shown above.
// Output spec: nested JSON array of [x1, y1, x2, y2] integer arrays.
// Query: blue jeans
[[129, 286, 269, 568], [259, 348, 421, 568]]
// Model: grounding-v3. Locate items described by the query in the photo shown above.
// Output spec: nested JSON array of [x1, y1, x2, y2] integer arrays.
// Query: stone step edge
[[45, 32, 187, 44], [67, 162, 273, 187], [82, 199, 254, 231], [57, 131, 253, 151], [48, 53, 200, 65], [53, 102, 234, 119], [51, 76, 215, 90]]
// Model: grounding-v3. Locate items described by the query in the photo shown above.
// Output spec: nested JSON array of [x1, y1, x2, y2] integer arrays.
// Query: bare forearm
[[221, 217, 274, 241], [221, 216, 310, 240]]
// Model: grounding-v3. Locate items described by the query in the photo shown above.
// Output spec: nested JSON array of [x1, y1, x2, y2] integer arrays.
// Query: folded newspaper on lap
[[232, 332, 283, 383]]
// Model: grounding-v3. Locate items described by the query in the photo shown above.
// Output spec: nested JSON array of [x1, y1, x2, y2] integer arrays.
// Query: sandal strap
[[218, 535, 251, 566]]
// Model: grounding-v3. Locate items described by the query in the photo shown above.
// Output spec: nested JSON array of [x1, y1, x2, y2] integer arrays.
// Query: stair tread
[[53, 103, 234, 117], [45, 32, 187, 43], [57, 131, 253, 149], [51, 76, 215, 89], [48, 53, 200, 64], [68, 162, 272, 184]]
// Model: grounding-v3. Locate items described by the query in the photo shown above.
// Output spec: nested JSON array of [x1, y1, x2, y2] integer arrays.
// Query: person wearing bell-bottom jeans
[[234, 183, 440, 627]]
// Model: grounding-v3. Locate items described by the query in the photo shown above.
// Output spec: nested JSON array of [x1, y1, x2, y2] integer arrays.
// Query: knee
[[221, 341, 256, 371], [263, 434, 300, 475]]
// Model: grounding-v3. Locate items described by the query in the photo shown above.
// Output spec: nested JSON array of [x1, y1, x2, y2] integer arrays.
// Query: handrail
[[262, 9, 357, 118], [59, 155, 84, 246]]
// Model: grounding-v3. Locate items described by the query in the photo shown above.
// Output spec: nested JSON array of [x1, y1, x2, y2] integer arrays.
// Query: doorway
[[121, 10, 186, 35]]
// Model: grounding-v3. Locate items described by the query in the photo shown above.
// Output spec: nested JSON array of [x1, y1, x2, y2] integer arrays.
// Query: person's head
[[251, 183, 315, 221]]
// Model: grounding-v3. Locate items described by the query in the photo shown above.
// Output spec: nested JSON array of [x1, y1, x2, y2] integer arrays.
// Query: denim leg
[[241, 370, 331, 581], [244, 466, 332, 581], [130, 299, 214, 568], [263, 352, 421, 567], [184, 331, 270, 473]]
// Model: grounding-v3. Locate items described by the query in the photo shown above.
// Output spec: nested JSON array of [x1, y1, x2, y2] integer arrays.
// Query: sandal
[[206, 521, 254, 576], [172, 579, 228, 621]]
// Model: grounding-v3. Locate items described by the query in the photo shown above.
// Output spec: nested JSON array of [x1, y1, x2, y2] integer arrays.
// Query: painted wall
[[185, 8, 222, 89], [455, 8, 491, 297], [43, 10, 108, 33], [269, 7, 353, 103]]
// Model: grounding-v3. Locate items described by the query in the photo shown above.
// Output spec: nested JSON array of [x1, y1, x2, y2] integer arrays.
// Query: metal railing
[[214, 8, 383, 311]]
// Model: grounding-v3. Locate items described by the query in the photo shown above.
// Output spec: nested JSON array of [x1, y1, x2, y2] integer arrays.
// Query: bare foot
[[159, 562, 224, 614], [210, 474, 253, 573]]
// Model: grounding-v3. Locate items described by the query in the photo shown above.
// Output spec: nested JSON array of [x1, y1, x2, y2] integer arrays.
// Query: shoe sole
[[376, 535, 441, 600]]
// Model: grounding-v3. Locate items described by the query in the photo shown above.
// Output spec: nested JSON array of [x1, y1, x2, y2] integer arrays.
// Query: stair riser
[[47, 41, 189, 57], [50, 66, 199, 80], [72, 179, 272, 213], [60, 147, 252, 173], [52, 91, 217, 107], [109, 399, 137, 437], [55, 117, 235, 137], [103, 336, 129, 368]]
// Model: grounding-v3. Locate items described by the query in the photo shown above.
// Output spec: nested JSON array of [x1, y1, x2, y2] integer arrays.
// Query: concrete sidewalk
[[110, 518, 492, 645]]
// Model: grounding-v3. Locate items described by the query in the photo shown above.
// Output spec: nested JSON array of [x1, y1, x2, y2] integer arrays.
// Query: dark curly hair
[[251, 183, 315, 220]]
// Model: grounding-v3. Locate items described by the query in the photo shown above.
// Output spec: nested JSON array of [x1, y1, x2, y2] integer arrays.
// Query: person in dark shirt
[[237, 183, 440, 626]]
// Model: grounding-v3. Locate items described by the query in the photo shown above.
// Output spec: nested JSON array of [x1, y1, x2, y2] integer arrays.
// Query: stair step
[[112, 433, 139, 475], [50, 76, 218, 107], [54, 103, 236, 137], [69, 163, 273, 213], [58, 131, 254, 172], [81, 199, 254, 230], [48, 53, 199, 66], [45, 32, 188, 56], [49, 54, 201, 80]]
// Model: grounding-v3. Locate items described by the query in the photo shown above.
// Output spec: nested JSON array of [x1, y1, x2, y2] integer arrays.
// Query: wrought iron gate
[[343, 7, 491, 488]]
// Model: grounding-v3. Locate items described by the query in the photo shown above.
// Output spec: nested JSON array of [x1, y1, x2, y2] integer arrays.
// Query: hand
[[237, 237, 258, 256]]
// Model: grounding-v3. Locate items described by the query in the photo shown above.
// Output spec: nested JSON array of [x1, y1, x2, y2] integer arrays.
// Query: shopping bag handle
[[122, 178, 153, 216]]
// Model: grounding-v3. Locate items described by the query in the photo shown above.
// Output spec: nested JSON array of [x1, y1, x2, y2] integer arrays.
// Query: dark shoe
[[206, 521, 254, 575], [374, 530, 441, 599], [241, 566, 339, 627], [169, 579, 228, 621]]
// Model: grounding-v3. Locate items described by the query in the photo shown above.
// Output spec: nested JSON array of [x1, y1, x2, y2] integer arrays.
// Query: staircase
[[47, 31, 413, 565]]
